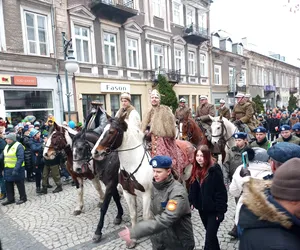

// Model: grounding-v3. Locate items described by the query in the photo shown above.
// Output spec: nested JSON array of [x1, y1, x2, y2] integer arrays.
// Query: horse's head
[[72, 131, 94, 174], [43, 122, 73, 159], [210, 115, 226, 145], [91, 114, 128, 161], [180, 118, 192, 141]]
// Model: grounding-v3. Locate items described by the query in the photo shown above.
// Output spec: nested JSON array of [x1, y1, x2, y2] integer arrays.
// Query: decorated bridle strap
[[114, 142, 143, 153]]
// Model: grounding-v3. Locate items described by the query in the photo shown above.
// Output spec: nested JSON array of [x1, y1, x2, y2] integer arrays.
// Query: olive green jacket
[[276, 135, 300, 145], [130, 175, 195, 250]]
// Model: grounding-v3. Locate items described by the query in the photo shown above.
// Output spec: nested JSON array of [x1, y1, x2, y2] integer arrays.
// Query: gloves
[[240, 167, 251, 178], [216, 213, 224, 222], [234, 120, 242, 126], [12, 170, 18, 176]]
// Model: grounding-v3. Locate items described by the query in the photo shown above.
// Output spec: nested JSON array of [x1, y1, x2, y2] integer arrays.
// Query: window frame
[[186, 7, 195, 26], [74, 25, 91, 63], [103, 32, 117, 66], [174, 48, 183, 71], [214, 64, 222, 85], [152, 0, 164, 18], [126, 37, 139, 69], [0, 0, 6, 52], [153, 44, 164, 69], [21, 8, 52, 56], [188, 51, 196, 76], [172, 0, 183, 26], [200, 53, 206, 77]]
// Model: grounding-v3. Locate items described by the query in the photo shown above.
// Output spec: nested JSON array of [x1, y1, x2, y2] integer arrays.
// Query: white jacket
[[229, 161, 272, 225], [115, 109, 141, 128]]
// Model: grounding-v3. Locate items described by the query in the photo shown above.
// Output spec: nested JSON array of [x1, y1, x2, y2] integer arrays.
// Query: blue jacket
[[1, 142, 25, 182], [0, 138, 6, 173], [29, 138, 44, 167]]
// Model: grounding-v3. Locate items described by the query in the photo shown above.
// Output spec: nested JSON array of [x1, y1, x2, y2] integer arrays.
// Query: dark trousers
[[34, 166, 43, 188], [5, 180, 27, 202], [199, 212, 221, 250], [270, 133, 278, 141]]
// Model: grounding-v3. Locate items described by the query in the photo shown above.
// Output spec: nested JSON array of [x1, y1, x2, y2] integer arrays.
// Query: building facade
[[211, 32, 248, 109], [68, 0, 213, 121], [245, 49, 300, 109]]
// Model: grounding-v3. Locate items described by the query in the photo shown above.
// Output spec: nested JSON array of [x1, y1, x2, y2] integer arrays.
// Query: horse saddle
[[119, 169, 145, 196]]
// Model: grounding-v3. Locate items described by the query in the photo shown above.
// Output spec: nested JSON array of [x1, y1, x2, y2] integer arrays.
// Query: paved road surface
[[0, 180, 239, 250]]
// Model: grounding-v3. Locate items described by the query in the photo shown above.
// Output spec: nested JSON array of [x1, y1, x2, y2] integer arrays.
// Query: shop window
[[131, 95, 142, 119], [4, 90, 53, 124], [82, 94, 106, 121], [110, 94, 120, 116], [192, 95, 196, 116]]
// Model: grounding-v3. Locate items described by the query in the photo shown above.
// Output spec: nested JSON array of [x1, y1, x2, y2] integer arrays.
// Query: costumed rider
[[84, 99, 108, 135], [218, 99, 230, 120], [175, 97, 192, 124], [118, 155, 195, 250], [115, 92, 141, 128], [231, 92, 258, 135], [142, 89, 188, 177], [195, 95, 215, 141]]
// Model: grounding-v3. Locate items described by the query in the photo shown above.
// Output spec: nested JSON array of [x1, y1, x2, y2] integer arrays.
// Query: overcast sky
[[210, 0, 300, 66]]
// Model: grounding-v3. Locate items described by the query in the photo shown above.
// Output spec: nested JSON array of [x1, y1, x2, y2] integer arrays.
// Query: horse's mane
[[73, 129, 99, 142], [213, 116, 237, 138]]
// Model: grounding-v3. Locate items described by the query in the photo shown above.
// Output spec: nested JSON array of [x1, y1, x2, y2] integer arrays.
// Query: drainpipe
[[51, 1, 64, 122]]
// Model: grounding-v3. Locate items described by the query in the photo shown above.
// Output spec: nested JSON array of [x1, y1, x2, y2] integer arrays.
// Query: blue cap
[[253, 126, 267, 133], [292, 122, 300, 131], [68, 120, 76, 129], [149, 156, 172, 169], [34, 121, 40, 126], [280, 125, 291, 131], [29, 129, 39, 138], [233, 132, 247, 139], [268, 142, 300, 163]]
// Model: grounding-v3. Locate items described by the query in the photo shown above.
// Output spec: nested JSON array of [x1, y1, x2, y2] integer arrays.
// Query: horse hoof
[[113, 217, 122, 225], [73, 210, 82, 216], [97, 202, 103, 208], [126, 240, 137, 249], [92, 233, 102, 243]]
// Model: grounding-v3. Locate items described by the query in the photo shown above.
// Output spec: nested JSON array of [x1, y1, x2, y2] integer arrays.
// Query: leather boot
[[39, 187, 47, 195], [52, 186, 62, 193]]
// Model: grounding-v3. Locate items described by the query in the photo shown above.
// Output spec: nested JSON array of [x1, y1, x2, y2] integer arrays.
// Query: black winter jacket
[[238, 179, 300, 250], [266, 118, 280, 133], [0, 138, 6, 173], [189, 163, 227, 215], [22, 136, 32, 168]]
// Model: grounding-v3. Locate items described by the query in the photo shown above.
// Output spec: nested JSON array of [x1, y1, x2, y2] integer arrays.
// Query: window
[[282, 74, 285, 88], [153, 0, 163, 18], [226, 40, 232, 52], [131, 95, 142, 118], [252, 68, 256, 85], [110, 94, 120, 116], [263, 69, 267, 86], [74, 26, 90, 62], [237, 45, 243, 55], [269, 71, 273, 85], [258, 67, 262, 86], [188, 52, 195, 76], [241, 69, 247, 87], [82, 95, 106, 120], [4, 90, 53, 123], [214, 65, 222, 85], [153, 44, 164, 69], [200, 54, 206, 77], [175, 49, 183, 71], [24, 11, 48, 56], [127, 38, 138, 69], [186, 8, 195, 26], [229, 67, 235, 90], [276, 73, 280, 87], [191, 95, 196, 115], [198, 13, 207, 32], [172, 1, 182, 25], [104, 32, 117, 66], [212, 35, 219, 48]]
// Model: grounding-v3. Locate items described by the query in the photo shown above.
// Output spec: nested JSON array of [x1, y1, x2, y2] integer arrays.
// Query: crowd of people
[[1, 90, 300, 250]]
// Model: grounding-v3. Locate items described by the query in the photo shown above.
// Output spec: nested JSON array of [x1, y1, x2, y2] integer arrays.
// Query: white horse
[[43, 123, 105, 215], [91, 116, 153, 231]]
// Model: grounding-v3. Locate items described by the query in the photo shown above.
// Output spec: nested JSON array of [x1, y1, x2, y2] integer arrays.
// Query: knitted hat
[[5, 133, 16, 142], [271, 158, 300, 201]]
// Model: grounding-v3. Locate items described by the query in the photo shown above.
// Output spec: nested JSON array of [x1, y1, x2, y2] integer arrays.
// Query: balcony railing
[[148, 69, 181, 85], [290, 87, 298, 94], [183, 24, 209, 45], [91, 0, 137, 23], [264, 85, 276, 92]]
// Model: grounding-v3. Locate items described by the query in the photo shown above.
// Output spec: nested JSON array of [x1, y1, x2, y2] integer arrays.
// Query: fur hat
[[120, 92, 131, 102], [151, 89, 161, 99], [271, 158, 300, 201]]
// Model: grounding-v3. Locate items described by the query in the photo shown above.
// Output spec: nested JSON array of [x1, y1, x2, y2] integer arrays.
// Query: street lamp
[[62, 32, 79, 122], [234, 72, 245, 94]]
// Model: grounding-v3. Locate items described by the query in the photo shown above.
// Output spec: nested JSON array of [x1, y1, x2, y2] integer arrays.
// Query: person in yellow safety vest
[[0, 133, 27, 206]]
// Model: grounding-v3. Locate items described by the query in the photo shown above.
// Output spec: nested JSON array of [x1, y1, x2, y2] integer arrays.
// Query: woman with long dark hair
[[189, 145, 227, 250]]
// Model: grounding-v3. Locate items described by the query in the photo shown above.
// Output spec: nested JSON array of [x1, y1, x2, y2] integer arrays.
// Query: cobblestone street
[[0, 180, 239, 250]]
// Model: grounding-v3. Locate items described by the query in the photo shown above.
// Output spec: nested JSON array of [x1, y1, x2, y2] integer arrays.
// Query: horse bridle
[[211, 120, 234, 149], [181, 120, 193, 141]]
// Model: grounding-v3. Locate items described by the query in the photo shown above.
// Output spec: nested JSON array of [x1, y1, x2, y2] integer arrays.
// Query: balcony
[[290, 87, 298, 94], [147, 69, 181, 86], [90, 0, 138, 24], [183, 24, 209, 46], [264, 85, 276, 94]]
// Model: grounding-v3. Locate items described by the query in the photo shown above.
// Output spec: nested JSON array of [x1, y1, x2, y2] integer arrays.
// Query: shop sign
[[13, 76, 37, 86], [0, 75, 11, 85], [101, 83, 130, 93]]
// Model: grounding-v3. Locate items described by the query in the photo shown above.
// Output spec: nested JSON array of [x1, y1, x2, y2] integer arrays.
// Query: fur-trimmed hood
[[240, 178, 293, 229]]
